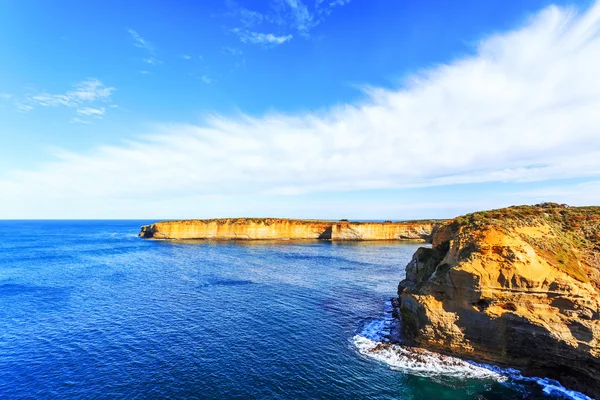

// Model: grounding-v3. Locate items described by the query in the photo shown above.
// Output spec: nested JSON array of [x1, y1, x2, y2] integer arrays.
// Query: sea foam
[[353, 300, 593, 400]]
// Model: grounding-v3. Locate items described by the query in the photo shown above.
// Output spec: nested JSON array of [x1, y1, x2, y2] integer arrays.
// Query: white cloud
[[276, 0, 349, 34], [2, 1, 600, 218], [280, 0, 314, 33], [225, 1, 266, 27], [143, 57, 159, 65], [69, 117, 92, 124], [15, 102, 33, 113], [69, 79, 114, 102], [31, 79, 114, 107], [0, 93, 12, 100], [233, 29, 293, 45], [128, 29, 154, 52], [19, 79, 115, 120], [182, 54, 192, 60], [316, 0, 351, 12], [128, 29, 160, 66], [76, 107, 105, 117], [226, 0, 348, 41], [201, 75, 212, 84]]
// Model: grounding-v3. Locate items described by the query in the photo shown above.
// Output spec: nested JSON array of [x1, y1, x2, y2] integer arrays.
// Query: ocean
[[0, 221, 589, 399]]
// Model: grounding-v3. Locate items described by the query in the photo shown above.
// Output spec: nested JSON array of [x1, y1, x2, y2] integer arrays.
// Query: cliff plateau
[[139, 218, 442, 241], [398, 203, 600, 397]]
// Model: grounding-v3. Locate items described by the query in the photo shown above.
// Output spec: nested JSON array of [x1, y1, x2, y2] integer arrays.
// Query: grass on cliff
[[449, 203, 600, 284], [160, 218, 446, 226]]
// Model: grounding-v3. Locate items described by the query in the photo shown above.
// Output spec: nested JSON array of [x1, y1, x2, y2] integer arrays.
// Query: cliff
[[398, 203, 600, 397], [139, 218, 442, 241]]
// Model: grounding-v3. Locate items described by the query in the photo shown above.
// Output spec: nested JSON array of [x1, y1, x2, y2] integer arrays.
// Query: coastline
[[354, 298, 592, 400], [139, 218, 444, 241]]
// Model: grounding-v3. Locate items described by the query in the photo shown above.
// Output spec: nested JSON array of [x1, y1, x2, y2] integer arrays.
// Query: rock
[[398, 203, 600, 398], [138, 218, 444, 241]]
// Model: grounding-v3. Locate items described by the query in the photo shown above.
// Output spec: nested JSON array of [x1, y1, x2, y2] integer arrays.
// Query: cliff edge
[[139, 218, 443, 241], [398, 203, 600, 397]]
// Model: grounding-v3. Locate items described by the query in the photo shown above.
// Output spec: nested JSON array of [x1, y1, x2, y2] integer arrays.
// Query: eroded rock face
[[139, 218, 442, 241], [398, 203, 600, 397]]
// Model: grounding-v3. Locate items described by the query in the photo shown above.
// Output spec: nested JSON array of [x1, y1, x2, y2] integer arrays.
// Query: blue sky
[[1, 0, 599, 219]]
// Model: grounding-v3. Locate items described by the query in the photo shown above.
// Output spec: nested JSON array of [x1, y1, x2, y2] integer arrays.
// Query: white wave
[[354, 300, 593, 400], [470, 363, 594, 400], [353, 327, 506, 381]]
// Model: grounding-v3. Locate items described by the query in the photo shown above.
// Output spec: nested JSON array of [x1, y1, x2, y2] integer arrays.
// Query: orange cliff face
[[397, 203, 600, 398], [331, 221, 438, 240], [139, 218, 443, 241]]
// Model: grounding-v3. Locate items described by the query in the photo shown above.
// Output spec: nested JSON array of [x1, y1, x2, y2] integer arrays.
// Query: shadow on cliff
[[401, 266, 600, 397], [318, 226, 332, 240], [437, 292, 600, 398]]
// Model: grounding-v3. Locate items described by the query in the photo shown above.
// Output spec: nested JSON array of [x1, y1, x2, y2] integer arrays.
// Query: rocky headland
[[398, 203, 600, 397], [139, 218, 443, 241]]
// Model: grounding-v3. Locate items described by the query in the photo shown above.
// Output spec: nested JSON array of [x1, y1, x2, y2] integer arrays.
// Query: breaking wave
[[353, 300, 592, 400]]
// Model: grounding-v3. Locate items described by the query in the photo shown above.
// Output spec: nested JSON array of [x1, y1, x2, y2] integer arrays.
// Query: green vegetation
[[448, 203, 600, 284], [451, 203, 600, 232], [159, 217, 447, 225]]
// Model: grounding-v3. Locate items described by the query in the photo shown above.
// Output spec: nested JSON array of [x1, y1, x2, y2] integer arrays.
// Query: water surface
[[0, 221, 582, 399]]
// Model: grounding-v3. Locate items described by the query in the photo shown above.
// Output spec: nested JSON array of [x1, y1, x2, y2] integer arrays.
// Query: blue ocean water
[[0, 221, 586, 399]]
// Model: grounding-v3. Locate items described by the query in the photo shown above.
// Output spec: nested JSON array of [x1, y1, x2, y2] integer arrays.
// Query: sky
[[1, 0, 599, 219]]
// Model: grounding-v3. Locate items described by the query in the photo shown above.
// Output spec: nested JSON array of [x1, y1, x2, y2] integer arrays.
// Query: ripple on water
[[1, 221, 594, 399]]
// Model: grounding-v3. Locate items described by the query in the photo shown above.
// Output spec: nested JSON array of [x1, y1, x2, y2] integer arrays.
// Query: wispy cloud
[[128, 29, 154, 52], [15, 102, 33, 113], [143, 57, 159, 65], [69, 79, 114, 102], [225, 0, 266, 26], [30, 79, 114, 107], [76, 106, 105, 118], [278, 0, 314, 34], [69, 117, 92, 125], [0, 93, 12, 100], [182, 54, 192, 60], [223, 46, 243, 56], [2, 1, 600, 217], [315, 0, 351, 16], [232, 29, 293, 45], [17, 79, 115, 121], [201, 75, 212, 84], [280, 0, 351, 33], [128, 29, 160, 66], [225, 0, 349, 46]]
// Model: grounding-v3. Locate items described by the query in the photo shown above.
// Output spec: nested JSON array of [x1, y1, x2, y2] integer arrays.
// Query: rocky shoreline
[[396, 203, 600, 398]]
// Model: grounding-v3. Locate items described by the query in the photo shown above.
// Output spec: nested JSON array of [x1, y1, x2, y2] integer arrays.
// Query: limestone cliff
[[398, 203, 600, 397], [139, 218, 442, 241]]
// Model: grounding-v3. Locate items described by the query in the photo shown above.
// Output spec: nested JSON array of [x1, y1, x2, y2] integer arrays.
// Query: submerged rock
[[398, 203, 600, 398]]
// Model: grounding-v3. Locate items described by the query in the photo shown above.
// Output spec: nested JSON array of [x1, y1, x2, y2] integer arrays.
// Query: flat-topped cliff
[[139, 218, 443, 241], [398, 203, 600, 397]]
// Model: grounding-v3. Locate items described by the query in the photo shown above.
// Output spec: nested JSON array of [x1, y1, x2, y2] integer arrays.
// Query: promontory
[[398, 203, 600, 398], [139, 218, 443, 241]]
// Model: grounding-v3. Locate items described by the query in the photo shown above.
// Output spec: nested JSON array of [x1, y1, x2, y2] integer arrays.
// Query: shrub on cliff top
[[447, 203, 600, 285]]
